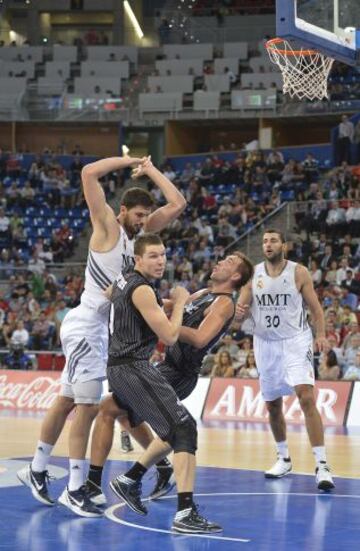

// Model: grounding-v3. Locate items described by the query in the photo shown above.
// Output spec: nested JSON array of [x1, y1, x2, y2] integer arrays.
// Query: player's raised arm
[[132, 157, 186, 232], [235, 279, 253, 321], [81, 156, 144, 227], [132, 285, 189, 345], [179, 296, 234, 349], [297, 265, 327, 352]]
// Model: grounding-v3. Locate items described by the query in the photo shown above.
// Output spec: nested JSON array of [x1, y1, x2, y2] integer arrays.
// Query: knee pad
[[169, 413, 197, 455]]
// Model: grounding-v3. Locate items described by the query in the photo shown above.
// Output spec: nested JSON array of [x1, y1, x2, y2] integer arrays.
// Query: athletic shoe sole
[[110, 480, 147, 515], [172, 524, 223, 534], [58, 490, 103, 518], [17, 466, 54, 506], [264, 466, 292, 479]]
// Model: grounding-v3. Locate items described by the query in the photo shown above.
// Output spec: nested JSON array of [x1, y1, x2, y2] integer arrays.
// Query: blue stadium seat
[[281, 190, 295, 201]]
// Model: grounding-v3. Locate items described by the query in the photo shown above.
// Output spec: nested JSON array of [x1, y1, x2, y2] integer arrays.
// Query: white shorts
[[60, 304, 109, 386], [60, 378, 103, 405], [254, 330, 315, 402]]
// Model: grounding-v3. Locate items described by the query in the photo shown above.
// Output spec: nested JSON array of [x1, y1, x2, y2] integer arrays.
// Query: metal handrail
[[223, 202, 288, 256]]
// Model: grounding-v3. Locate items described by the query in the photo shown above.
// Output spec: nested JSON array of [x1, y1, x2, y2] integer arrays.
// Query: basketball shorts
[[60, 378, 103, 405], [157, 360, 198, 401], [60, 304, 108, 387], [107, 359, 192, 444], [253, 330, 315, 402]]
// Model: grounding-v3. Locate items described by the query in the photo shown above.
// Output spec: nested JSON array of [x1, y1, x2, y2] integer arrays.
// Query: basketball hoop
[[265, 38, 335, 101]]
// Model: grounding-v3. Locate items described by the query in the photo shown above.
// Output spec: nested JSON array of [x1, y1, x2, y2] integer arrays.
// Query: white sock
[[312, 446, 327, 465], [68, 459, 86, 492], [31, 441, 53, 472], [276, 441, 290, 459]]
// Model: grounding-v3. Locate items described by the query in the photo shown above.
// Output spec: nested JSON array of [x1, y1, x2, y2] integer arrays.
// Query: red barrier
[[202, 379, 352, 426], [0, 370, 61, 412]]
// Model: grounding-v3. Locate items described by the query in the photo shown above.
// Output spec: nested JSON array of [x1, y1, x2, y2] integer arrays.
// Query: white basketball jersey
[[250, 260, 310, 340], [80, 227, 135, 313]]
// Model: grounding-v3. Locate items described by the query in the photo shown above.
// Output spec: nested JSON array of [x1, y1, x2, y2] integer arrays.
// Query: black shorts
[[157, 360, 198, 401], [107, 359, 191, 443]]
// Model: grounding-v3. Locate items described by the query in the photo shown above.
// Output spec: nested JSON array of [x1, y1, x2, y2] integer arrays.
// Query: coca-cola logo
[[0, 373, 62, 411]]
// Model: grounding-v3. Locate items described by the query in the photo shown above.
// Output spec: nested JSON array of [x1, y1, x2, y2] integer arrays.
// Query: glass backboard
[[276, 0, 360, 64]]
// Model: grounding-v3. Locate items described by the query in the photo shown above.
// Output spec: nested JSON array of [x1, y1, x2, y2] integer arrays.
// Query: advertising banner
[[346, 382, 360, 426], [0, 370, 61, 412], [202, 379, 352, 426]]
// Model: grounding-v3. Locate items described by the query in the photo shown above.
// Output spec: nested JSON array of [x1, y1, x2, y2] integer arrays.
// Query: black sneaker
[[120, 431, 134, 453], [149, 466, 176, 500], [17, 464, 55, 506], [58, 485, 103, 518], [85, 479, 107, 506], [172, 505, 223, 534], [110, 475, 147, 515]]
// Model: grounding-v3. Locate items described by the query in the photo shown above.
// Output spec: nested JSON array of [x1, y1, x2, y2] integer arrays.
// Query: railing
[[2, 95, 359, 123], [224, 202, 289, 257]]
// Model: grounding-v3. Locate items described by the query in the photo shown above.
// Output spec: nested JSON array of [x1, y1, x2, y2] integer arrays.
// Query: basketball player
[[17, 155, 186, 517], [236, 229, 335, 490], [106, 232, 222, 533], [86, 251, 254, 506]]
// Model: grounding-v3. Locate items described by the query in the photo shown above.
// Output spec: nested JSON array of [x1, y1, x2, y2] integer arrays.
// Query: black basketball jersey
[[166, 290, 235, 374], [108, 270, 163, 363]]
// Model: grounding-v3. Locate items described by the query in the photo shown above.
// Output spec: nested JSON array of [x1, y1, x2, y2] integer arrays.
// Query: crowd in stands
[[0, 147, 358, 379], [192, 0, 275, 17], [152, 150, 359, 381]]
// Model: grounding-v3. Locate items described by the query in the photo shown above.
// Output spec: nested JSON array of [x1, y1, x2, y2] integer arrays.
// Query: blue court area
[[1, 457, 359, 551]]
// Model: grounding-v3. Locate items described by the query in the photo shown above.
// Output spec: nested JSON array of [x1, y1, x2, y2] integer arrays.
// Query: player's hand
[[124, 155, 147, 168], [170, 286, 190, 303], [235, 302, 250, 321], [315, 335, 328, 353], [131, 155, 153, 179]]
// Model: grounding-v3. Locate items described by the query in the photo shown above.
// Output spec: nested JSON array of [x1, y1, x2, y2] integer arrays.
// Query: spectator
[[211, 351, 235, 378], [344, 332, 360, 366], [238, 351, 258, 379], [54, 299, 71, 344], [318, 349, 341, 381], [341, 269, 360, 296], [0, 208, 11, 242], [319, 244, 336, 271], [343, 351, 360, 380], [31, 311, 52, 350], [310, 259, 322, 287], [216, 333, 240, 362], [11, 320, 30, 347], [337, 115, 354, 164]]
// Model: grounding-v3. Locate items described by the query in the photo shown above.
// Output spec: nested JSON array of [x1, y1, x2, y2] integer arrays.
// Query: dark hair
[[121, 187, 155, 210], [263, 228, 286, 243], [232, 251, 254, 289], [134, 233, 163, 256], [326, 350, 338, 368]]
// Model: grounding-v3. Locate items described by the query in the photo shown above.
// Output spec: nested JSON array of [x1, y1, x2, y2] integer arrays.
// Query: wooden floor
[[1, 414, 358, 479]]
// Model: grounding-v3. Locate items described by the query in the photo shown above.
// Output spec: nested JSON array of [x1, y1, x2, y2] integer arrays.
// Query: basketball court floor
[[1, 411, 359, 551]]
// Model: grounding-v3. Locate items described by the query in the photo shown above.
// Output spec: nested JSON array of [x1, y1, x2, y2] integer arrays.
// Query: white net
[[266, 38, 335, 101]]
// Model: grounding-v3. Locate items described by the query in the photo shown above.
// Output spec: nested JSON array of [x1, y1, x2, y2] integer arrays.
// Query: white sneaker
[[58, 485, 103, 518], [316, 462, 335, 491], [265, 457, 292, 479]]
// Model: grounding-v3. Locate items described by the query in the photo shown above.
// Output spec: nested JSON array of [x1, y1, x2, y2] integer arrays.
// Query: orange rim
[[265, 37, 320, 56]]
